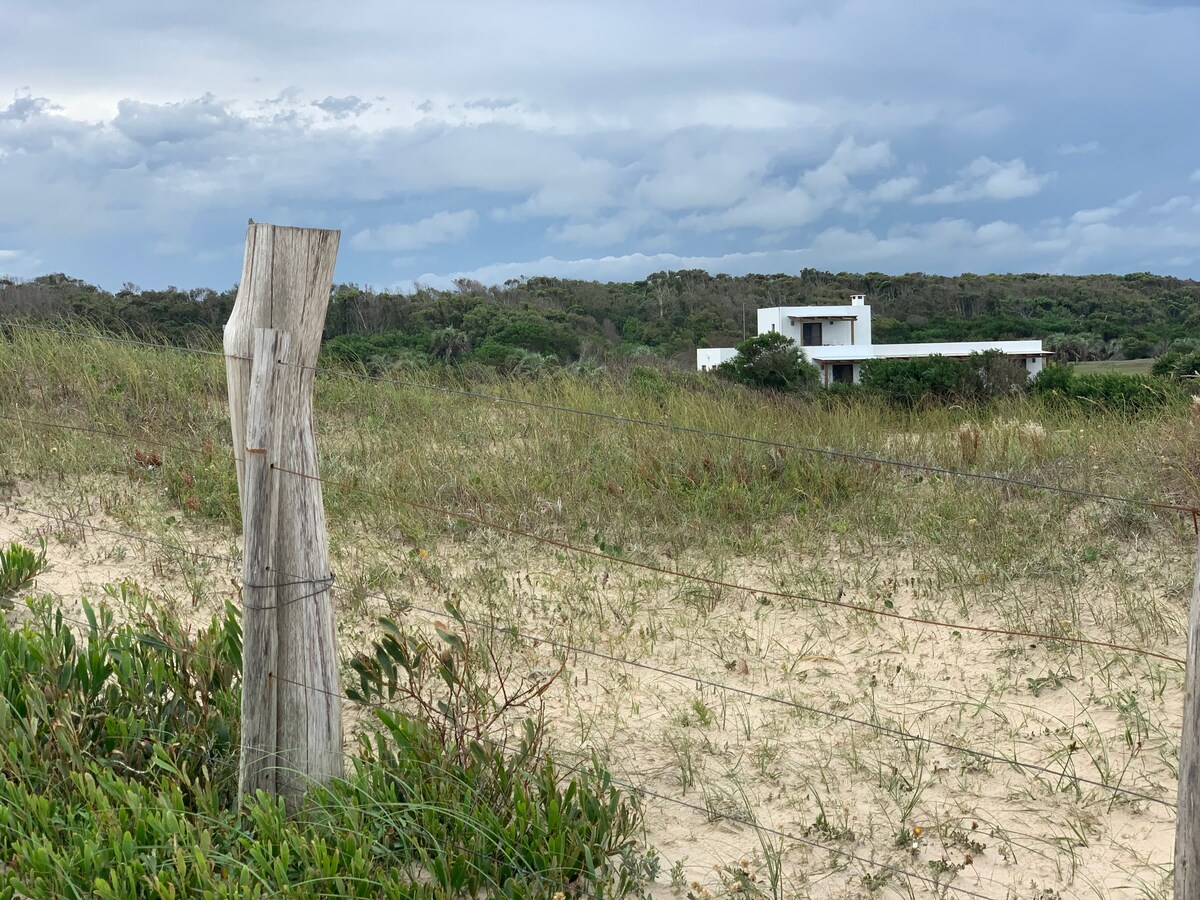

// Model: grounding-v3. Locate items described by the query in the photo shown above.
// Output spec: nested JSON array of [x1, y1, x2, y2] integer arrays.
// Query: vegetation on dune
[[0, 578, 649, 898], [859, 350, 1031, 407], [1151, 338, 1200, 381], [714, 332, 820, 393], [5, 268, 1200, 370], [0, 325, 1195, 897]]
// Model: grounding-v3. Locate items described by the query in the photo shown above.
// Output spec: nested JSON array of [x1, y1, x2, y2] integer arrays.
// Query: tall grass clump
[[0, 584, 650, 897]]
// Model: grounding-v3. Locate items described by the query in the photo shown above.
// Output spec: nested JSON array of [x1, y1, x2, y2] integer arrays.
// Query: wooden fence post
[[1177, 530, 1200, 897], [238, 328, 288, 804], [225, 222, 342, 809]]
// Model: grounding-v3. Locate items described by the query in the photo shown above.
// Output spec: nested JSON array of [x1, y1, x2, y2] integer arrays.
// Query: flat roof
[[763, 305, 864, 317], [786, 314, 859, 322], [808, 341, 1047, 363]]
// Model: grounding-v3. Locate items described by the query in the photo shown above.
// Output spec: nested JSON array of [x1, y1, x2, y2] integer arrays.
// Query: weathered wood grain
[[237, 327, 287, 805], [1175, 532, 1200, 898], [225, 222, 342, 810]]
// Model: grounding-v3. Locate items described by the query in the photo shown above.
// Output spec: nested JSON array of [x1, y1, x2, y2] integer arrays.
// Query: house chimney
[[851, 294, 866, 306]]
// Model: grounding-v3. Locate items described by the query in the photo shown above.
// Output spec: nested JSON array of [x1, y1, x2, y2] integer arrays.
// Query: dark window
[[802, 322, 822, 346], [832, 363, 854, 383]]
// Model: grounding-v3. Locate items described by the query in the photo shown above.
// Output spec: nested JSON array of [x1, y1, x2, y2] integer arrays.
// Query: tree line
[[3, 268, 1200, 370]]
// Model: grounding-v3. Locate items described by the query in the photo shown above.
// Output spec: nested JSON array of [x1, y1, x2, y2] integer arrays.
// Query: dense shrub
[[0, 586, 242, 798], [321, 331, 433, 374], [472, 337, 527, 368], [716, 332, 819, 393], [860, 350, 1028, 406], [1033, 363, 1182, 413]]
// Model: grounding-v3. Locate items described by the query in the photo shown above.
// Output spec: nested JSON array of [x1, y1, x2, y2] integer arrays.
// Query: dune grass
[[1, 327, 1197, 898]]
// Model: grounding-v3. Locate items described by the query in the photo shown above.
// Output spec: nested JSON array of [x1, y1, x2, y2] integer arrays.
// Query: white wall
[[757, 305, 872, 347], [697, 347, 738, 371], [757, 308, 784, 335]]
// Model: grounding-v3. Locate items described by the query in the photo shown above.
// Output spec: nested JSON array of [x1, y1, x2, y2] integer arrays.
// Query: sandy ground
[[1, 477, 1187, 900]]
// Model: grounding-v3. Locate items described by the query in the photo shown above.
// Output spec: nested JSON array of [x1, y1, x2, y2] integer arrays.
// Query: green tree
[[717, 332, 819, 392], [428, 326, 471, 363]]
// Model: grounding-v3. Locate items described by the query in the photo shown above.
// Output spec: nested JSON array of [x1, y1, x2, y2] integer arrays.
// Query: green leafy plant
[[344, 604, 653, 895], [0, 538, 50, 607], [1151, 340, 1200, 381], [346, 602, 566, 767], [716, 332, 819, 393], [0, 590, 651, 898]]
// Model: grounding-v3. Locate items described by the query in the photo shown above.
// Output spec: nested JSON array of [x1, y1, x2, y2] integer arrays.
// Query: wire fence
[[1, 413, 1187, 665], [0, 320, 1188, 898], [3, 495, 1169, 809]]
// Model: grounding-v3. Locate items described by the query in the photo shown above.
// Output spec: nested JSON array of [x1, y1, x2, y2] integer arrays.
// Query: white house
[[699, 294, 1048, 385]]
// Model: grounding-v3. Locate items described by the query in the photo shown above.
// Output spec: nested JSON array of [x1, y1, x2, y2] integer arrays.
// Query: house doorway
[[831, 363, 854, 384], [801, 322, 822, 346]]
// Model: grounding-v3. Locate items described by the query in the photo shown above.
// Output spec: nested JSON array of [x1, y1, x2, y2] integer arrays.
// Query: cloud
[[805, 211, 1200, 274], [1057, 141, 1101, 156], [0, 92, 60, 121], [311, 95, 372, 118], [1150, 195, 1193, 214], [635, 140, 773, 212], [113, 94, 240, 145], [261, 87, 304, 107], [1071, 206, 1122, 225], [415, 202, 1200, 289], [681, 137, 894, 232], [548, 209, 659, 247], [351, 210, 479, 252], [656, 93, 819, 132], [3, 1, 1200, 289], [462, 97, 520, 110], [498, 157, 620, 219], [915, 157, 1053, 204], [1070, 193, 1139, 224], [1192, 169, 1200, 182], [867, 175, 921, 203], [0, 248, 42, 277]]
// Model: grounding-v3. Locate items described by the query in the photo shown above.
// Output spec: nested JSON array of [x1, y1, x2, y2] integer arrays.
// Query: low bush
[[1032, 363, 1182, 414], [321, 331, 433, 372], [1152, 341, 1200, 381], [859, 350, 1028, 406], [0, 585, 651, 897]]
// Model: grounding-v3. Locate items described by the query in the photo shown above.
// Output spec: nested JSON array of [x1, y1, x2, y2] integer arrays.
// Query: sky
[[2, 0, 1200, 292]]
